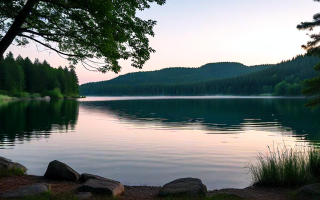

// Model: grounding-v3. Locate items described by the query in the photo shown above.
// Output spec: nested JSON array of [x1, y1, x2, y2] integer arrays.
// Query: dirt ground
[[0, 175, 304, 200]]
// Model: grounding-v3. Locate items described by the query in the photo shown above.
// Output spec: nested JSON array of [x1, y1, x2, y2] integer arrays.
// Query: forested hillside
[[104, 62, 272, 85], [0, 52, 79, 98], [80, 55, 320, 96]]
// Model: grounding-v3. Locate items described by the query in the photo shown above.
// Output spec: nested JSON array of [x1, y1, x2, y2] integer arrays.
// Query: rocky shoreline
[[0, 157, 316, 199]]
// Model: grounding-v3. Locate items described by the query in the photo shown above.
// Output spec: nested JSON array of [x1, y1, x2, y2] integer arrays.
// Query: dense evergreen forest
[[0, 52, 79, 98], [80, 55, 320, 96], [103, 62, 272, 85]]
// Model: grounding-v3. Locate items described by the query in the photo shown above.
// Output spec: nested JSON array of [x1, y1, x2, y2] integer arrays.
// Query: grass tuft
[[19, 191, 78, 200], [0, 167, 25, 178], [247, 143, 320, 187], [208, 194, 244, 200]]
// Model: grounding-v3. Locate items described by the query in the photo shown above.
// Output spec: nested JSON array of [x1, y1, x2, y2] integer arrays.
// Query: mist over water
[[1, 97, 319, 189]]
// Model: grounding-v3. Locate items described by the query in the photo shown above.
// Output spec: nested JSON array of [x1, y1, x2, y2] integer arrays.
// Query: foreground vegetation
[[0, 52, 79, 99], [248, 144, 320, 187], [13, 192, 243, 200], [0, 167, 25, 178], [12, 191, 78, 200]]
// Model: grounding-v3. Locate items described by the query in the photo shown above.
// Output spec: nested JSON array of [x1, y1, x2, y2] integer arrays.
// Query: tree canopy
[[297, 0, 320, 107], [0, 0, 165, 73]]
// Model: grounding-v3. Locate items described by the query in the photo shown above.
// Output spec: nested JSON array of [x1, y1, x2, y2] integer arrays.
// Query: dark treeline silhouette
[[0, 100, 79, 149], [0, 52, 79, 98], [80, 55, 320, 96]]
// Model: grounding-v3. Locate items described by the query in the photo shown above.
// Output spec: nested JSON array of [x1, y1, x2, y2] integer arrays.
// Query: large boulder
[[0, 157, 27, 173], [298, 183, 320, 197], [77, 178, 125, 197], [44, 160, 80, 181], [80, 173, 110, 182], [12, 163, 27, 172], [0, 157, 12, 163], [0, 183, 48, 198], [159, 177, 207, 197], [0, 161, 10, 170]]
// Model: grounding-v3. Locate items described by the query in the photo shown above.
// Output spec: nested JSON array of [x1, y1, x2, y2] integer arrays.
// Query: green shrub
[[247, 144, 320, 187], [0, 90, 9, 95], [64, 94, 80, 98], [46, 88, 63, 99], [13, 92, 30, 98], [30, 93, 41, 99]]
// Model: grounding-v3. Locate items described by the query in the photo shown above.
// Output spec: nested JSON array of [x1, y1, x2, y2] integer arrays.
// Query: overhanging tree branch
[[0, 0, 166, 72], [0, 0, 38, 60], [18, 33, 84, 58]]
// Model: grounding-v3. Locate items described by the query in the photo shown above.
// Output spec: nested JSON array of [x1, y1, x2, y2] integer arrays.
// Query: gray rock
[[0, 161, 10, 170], [43, 96, 50, 101], [80, 173, 110, 182], [44, 160, 80, 181], [12, 163, 27, 172], [0, 157, 27, 173], [0, 183, 48, 198], [77, 179, 125, 197], [298, 183, 320, 197], [0, 157, 12, 163], [76, 192, 92, 200], [159, 177, 207, 197]]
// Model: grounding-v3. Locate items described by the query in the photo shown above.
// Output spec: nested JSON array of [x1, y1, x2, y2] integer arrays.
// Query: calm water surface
[[1, 96, 320, 189]]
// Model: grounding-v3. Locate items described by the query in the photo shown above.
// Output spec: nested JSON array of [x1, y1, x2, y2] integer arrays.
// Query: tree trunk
[[0, 0, 38, 60]]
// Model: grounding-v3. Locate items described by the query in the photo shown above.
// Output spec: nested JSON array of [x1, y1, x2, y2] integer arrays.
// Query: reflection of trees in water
[[0, 100, 79, 148], [81, 99, 320, 142]]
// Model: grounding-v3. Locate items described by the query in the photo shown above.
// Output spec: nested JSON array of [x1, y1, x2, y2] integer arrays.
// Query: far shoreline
[[78, 95, 309, 101]]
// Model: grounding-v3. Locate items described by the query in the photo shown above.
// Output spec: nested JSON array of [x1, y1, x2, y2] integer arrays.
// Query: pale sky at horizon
[[5, 0, 320, 84]]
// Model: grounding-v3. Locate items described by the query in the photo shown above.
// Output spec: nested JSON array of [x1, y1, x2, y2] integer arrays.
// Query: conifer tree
[[297, 1, 320, 107], [0, 52, 80, 98]]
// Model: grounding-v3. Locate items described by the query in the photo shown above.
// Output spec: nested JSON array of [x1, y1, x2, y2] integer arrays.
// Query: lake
[[1, 96, 320, 190]]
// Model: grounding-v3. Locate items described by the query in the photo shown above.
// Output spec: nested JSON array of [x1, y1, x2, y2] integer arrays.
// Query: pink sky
[[6, 0, 320, 84]]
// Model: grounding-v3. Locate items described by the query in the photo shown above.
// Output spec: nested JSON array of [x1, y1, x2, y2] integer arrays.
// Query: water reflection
[[0, 100, 79, 149], [81, 98, 320, 142], [1, 97, 320, 189]]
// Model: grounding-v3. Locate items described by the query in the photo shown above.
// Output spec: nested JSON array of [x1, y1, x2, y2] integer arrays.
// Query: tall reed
[[247, 143, 320, 187]]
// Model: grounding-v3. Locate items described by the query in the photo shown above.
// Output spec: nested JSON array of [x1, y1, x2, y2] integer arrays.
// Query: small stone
[[77, 179, 125, 197], [298, 183, 320, 197], [159, 177, 207, 197], [44, 160, 80, 181], [0, 183, 48, 198], [76, 192, 92, 200]]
